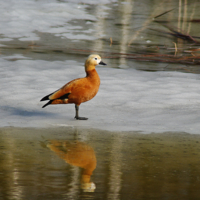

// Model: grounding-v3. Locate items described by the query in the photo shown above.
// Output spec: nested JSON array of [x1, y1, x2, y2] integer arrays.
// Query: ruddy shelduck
[[40, 54, 106, 120]]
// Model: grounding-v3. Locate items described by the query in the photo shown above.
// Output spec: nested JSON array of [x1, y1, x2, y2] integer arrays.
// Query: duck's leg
[[74, 104, 88, 120]]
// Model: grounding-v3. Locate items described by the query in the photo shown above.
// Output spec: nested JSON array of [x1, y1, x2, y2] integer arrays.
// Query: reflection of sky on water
[[1, 0, 200, 49]]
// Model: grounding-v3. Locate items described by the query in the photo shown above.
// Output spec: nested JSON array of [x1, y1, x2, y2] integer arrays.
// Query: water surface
[[1, 0, 200, 72], [1, 1, 200, 199], [0, 127, 200, 200]]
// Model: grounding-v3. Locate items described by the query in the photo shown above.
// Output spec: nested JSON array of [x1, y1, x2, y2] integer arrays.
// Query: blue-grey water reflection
[[1, 0, 200, 73]]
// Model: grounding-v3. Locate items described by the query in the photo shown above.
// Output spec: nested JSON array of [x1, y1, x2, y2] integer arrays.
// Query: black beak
[[99, 61, 107, 65]]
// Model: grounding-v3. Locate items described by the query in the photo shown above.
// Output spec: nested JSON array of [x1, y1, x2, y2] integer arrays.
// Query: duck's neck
[[85, 63, 95, 72], [86, 69, 98, 77], [86, 69, 100, 85]]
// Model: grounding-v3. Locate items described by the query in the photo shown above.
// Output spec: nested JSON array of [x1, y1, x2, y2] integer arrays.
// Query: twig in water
[[153, 8, 175, 19]]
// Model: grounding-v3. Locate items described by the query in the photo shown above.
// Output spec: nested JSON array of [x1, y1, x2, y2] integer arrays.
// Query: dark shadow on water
[[1, 105, 56, 117]]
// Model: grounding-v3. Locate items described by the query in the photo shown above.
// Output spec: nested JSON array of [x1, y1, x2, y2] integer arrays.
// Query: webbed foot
[[75, 116, 88, 120]]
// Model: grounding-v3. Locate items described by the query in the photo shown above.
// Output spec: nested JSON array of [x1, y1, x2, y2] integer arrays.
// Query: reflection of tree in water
[[47, 140, 96, 192]]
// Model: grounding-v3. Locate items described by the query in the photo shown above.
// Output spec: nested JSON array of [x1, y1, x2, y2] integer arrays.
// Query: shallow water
[[0, 127, 200, 200]]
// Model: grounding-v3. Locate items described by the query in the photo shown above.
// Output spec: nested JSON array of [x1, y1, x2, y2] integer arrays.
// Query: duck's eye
[[94, 57, 97, 60]]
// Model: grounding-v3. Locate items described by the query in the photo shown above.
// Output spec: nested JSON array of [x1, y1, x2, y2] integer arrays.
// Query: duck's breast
[[68, 70, 100, 104]]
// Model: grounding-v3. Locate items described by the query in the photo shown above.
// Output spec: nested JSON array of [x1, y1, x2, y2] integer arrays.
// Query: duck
[[40, 54, 106, 120]]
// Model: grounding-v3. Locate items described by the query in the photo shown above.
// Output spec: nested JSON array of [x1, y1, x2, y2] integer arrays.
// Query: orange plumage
[[41, 54, 106, 120]]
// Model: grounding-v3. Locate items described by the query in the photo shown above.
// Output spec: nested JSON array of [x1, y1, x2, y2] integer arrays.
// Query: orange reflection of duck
[[47, 140, 96, 192]]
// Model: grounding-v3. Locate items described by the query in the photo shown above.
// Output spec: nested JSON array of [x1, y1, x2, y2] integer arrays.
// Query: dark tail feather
[[42, 100, 53, 108], [40, 92, 54, 101]]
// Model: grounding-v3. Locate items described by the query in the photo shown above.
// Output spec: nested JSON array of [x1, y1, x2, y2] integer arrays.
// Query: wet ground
[[0, 127, 200, 200]]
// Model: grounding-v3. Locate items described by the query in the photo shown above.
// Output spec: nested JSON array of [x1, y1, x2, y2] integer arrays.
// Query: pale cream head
[[85, 54, 104, 71]]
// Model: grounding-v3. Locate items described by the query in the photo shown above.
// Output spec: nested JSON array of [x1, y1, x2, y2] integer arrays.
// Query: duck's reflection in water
[[47, 140, 96, 192]]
